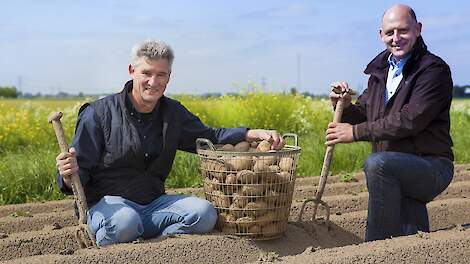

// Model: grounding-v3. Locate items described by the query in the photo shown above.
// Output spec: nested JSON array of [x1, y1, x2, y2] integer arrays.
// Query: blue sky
[[1, 0, 469, 95]]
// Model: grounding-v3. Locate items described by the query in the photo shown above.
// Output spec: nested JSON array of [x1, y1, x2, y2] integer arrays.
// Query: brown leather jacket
[[342, 37, 454, 161]]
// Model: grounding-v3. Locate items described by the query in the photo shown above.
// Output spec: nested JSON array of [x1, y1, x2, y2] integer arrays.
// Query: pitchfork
[[49, 112, 97, 248], [297, 86, 356, 222]]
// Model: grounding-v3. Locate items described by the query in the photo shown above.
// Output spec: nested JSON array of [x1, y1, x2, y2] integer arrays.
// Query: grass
[[1, 96, 469, 205]]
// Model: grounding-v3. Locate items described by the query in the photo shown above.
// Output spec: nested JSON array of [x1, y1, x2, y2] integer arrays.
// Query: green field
[[1, 95, 469, 205]]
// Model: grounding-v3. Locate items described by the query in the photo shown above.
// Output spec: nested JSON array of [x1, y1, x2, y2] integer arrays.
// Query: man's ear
[[379, 28, 384, 40], [416, 22, 422, 37], [128, 64, 134, 76]]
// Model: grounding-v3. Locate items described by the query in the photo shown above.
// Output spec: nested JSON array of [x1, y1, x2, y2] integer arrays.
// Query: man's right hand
[[330, 81, 353, 108], [56, 147, 78, 188]]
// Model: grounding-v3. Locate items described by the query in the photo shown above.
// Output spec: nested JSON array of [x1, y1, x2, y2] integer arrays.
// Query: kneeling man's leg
[[87, 196, 144, 246], [364, 152, 453, 241], [144, 195, 217, 238]]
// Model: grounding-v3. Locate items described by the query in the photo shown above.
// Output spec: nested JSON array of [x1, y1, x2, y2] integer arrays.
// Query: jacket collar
[[364, 36, 428, 77], [119, 80, 170, 150]]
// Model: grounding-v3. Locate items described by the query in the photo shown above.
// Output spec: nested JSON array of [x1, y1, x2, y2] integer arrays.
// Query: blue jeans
[[87, 195, 218, 246], [364, 151, 453, 241]]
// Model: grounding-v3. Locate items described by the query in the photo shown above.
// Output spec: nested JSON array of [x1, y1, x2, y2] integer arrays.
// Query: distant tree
[[290, 87, 298, 95], [0, 86, 18, 98], [453, 85, 470, 98]]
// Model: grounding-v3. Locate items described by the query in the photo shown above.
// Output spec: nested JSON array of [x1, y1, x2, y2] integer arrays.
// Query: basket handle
[[282, 133, 299, 146], [196, 138, 216, 151]]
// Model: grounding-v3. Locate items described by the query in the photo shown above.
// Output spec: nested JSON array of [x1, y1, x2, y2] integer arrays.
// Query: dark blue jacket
[[58, 80, 247, 206]]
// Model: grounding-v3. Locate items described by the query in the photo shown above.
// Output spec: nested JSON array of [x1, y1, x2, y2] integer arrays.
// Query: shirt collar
[[125, 90, 161, 121], [387, 53, 411, 70]]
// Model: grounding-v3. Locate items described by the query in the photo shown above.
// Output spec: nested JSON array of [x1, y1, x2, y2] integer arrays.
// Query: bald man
[[328, 4, 454, 241]]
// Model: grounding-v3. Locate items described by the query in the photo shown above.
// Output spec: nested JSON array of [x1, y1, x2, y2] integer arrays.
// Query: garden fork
[[48, 112, 96, 248], [297, 86, 356, 223]]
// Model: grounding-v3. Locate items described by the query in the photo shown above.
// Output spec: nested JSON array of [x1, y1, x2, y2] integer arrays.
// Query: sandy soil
[[1, 164, 469, 264]]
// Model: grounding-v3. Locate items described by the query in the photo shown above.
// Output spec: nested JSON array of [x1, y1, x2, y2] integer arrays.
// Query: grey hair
[[131, 39, 175, 67]]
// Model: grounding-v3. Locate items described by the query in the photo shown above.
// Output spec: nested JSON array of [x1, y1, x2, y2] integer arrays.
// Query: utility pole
[[17, 76, 22, 91], [296, 53, 301, 91]]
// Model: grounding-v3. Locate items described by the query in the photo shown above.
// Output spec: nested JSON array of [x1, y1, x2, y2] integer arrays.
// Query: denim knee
[[364, 152, 387, 178], [187, 199, 217, 233], [96, 207, 143, 246]]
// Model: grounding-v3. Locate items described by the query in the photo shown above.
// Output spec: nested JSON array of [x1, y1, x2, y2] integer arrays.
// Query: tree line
[[1, 85, 470, 98], [0, 86, 18, 98]]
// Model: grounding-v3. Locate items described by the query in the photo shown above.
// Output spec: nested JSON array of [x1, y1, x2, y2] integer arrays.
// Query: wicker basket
[[196, 134, 301, 239]]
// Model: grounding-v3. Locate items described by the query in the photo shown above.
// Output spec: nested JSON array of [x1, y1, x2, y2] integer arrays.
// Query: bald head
[[379, 4, 422, 60], [382, 4, 417, 25]]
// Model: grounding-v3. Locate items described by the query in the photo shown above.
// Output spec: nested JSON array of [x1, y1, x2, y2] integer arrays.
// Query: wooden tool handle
[[49, 112, 89, 224]]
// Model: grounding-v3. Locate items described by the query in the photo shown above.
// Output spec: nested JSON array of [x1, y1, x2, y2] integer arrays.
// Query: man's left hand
[[325, 122, 354, 146], [245, 129, 285, 150]]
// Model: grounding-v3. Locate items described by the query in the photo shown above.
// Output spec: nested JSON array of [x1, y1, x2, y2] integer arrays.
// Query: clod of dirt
[[303, 246, 322, 253], [0, 233, 8, 239], [59, 248, 75, 255], [257, 251, 280, 262], [416, 231, 430, 239]]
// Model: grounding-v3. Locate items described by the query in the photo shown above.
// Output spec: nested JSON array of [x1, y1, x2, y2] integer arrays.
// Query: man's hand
[[245, 129, 285, 150], [325, 122, 354, 146], [56, 147, 78, 188], [330, 81, 353, 108]]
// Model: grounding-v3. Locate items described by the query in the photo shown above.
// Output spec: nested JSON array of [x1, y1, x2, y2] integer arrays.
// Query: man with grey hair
[[327, 4, 454, 240], [55, 39, 285, 246]]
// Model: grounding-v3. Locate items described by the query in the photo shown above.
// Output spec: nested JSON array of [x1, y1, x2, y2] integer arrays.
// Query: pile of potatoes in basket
[[201, 140, 296, 237]]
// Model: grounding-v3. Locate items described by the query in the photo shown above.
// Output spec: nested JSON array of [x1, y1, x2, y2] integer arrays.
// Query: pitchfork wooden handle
[[48, 112, 70, 153], [48, 112, 89, 225]]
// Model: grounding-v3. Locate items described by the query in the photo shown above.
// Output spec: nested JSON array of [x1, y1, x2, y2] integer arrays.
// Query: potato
[[253, 162, 270, 173], [223, 173, 237, 194], [212, 190, 231, 208], [254, 161, 280, 181], [268, 165, 279, 172], [234, 141, 250, 152], [270, 182, 292, 194], [248, 224, 261, 234], [229, 203, 244, 218], [204, 160, 228, 181], [225, 173, 237, 184], [221, 144, 235, 151], [217, 212, 237, 230], [210, 178, 221, 191], [279, 157, 294, 172], [212, 162, 228, 181], [225, 156, 253, 171], [256, 211, 277, 224], [250, 141, 259, 148], [242, 185, 264, 196], [277, 171, 291, 183], [255, 155, 278, 166], [236, 216, 255, 229], [232, 191, 248, 208], [264, 189, 280, 206], [244, 201, 268, 217], [236, 170, 258, 184], [257, 140, 272, 152]]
